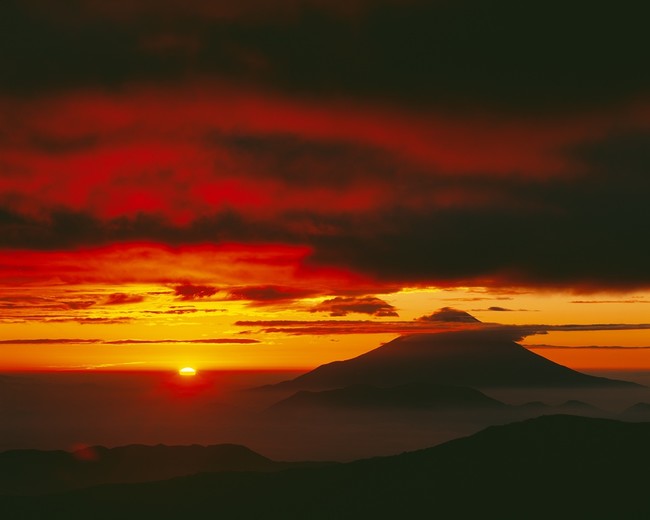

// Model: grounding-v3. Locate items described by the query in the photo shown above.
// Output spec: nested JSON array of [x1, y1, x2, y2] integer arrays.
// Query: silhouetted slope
[[3, 415, 649, 519], [268, 382, 507, 412], [271, 331, 637, 390], [0, 443, 328, 495]]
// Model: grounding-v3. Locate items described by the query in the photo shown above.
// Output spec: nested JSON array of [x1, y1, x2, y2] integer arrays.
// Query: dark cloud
[[310, 296, 398, 317], [0, 296, 96, 311], [0, 338, 101, 345], [303, 130, 650, 289], [145, 309, 197, 314], [472, 306, 536, 312], [183, 338, 259, 344], [2, 126, 650, 291], [571, 300, 649, 304], [173, 284, 218, 300], [0, 208, 294, 251], [227, 285, 316, 304], [207, 133, 398, 189], [417, 307, 481, 323], [536, 324, 650, 333], [104, 293, 145, 305], [28, 134, 100, 155], [102, 338, 260, 345], [442, 297, 514, 302], [2, 1, 649, 111], [234, 319, 454, 336], [60, 300, 96, 310], [235, 318, 650, 337], [44, 317, 134, 325], [0, 296, 51, 305], [0, 2, 649, 294], [569, 130, 650, 179], [0, 337, 259, 345]]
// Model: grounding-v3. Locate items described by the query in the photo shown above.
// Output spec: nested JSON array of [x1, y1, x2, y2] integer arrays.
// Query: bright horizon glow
[[179, 367, 197, 376], [1, 285, 650, 372]]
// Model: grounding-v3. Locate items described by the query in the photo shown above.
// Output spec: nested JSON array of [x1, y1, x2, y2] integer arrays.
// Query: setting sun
[[178, 367, 197, 377]]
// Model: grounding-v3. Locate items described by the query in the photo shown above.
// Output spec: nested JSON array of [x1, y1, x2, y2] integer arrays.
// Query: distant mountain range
[[619, 402, 650, 421], [266, 381, 613, 423], [0, 443, 331, 495], [270, 330, 638, 391], [4, 415, 650, 518], [268, 383, 612, 419], [268, 382, 507, 412]]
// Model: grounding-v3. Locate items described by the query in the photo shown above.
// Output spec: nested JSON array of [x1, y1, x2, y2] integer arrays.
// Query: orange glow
[[0, 284, 649, 373], [526, 346, 650, 371]]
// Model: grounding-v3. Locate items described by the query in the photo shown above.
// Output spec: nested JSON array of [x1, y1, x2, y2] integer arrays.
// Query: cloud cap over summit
[[417, 307, 481, 323]]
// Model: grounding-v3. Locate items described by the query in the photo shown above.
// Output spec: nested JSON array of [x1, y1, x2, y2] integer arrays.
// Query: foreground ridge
[[2, 415, 649, 519]]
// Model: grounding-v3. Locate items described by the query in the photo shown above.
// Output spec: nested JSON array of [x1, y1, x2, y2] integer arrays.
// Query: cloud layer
[[1, 0, 649, 293]]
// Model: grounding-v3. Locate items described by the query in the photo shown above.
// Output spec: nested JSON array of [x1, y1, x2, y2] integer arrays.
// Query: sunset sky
[[1, 0, 649, 372]]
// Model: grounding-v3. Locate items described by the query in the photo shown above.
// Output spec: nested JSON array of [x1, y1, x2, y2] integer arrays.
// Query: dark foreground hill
[[270, 330, 638, 391], [0, 443, 328, 495], [3, 415, 650, 519]]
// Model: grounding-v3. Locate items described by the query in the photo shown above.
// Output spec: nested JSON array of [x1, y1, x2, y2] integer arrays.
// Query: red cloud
[[1, 86, 617, 228], [0, 244, 372, 300]]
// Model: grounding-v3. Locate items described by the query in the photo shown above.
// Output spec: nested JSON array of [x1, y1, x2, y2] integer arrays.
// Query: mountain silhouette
[[268, 382, 507, 412], [0, 443, 331, 495], [517, 399, 606, 417], [266, 384, 612, 431], [270, 330, 638, 391], [3, 415, 649, 519], [619, 402, 650, 421]]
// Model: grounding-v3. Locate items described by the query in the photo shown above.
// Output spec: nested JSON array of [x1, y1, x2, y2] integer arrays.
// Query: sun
[[178, 366, 197, 376]]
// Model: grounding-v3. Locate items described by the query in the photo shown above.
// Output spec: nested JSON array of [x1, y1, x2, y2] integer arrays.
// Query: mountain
[[619, 402, 650, 421], [270, 330, 638, 391], [554, 399, 606, 416], [0, 443, 330, 495], [266, 384, 611, 428], [3, 415, 650, 519], [268, 382, 507, 412], [517, 399, 607, 417]]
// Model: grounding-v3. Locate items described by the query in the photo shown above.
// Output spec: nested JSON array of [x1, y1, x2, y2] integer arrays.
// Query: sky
[[1, 0, 649, 372]]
